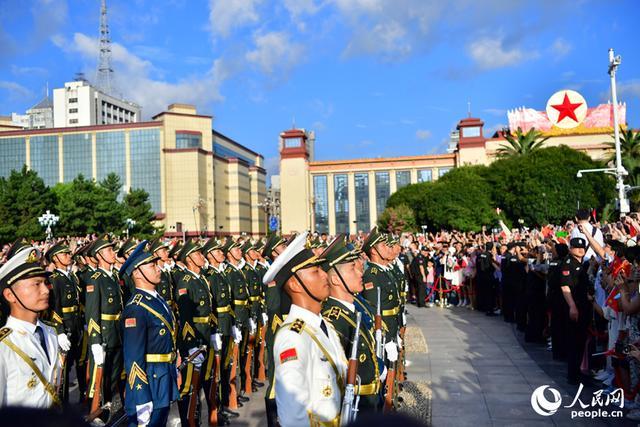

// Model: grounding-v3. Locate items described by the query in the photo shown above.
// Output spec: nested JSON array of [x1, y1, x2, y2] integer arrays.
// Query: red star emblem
[[551, 92, 582, 123]]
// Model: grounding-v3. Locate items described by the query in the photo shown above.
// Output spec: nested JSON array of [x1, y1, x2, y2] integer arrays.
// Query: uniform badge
[[27, 374, 37, 389], [108, 297, 113, 304], [364, 282, 374, 290], [199, 301, 205, 306], [279, 348, 298, 364], [221, 293, 225, 298], [562, 271, 570, 276], [178, 288, 187, 296], [125, 318, 137, 328], [359, 353, 366, 363], [322, 385, 333, 397], [66, 294, 72, 300], [388, 294, 393, 300], [86, 285, 95, 293]]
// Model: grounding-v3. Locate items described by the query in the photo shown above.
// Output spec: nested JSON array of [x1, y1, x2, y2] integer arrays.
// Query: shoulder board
[[323, 305, 342, 321], [90, 271, 102, 280], [289, 319, 305, 334], [184, 274, 192, 282], [370, 267, 378, 275], [51, 272, 60, 279], [131, 294, 143, 305], [0, 327, 12, 342], [225, 267, 233, 274]]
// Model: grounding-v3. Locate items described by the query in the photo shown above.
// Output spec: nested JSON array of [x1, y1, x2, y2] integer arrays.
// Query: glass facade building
[[375, 171, 390, 216], [0, 137, 26, 178], [313, 175, 329, 233], [354, 173, 370, 232], [96, 131, 126, 193], [334, 174, 349, 234], [130, 129, 161, 212], [396, 170, 411, 189], [63, 133, 92, 182], [30, 135, 59, 186], [176, 132, 201, 149]]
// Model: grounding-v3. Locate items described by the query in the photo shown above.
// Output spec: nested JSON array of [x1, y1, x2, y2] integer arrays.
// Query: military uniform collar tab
[[329, 296, 355, 313], [98, 267, 113, 277], [369, 261, 387, 271], [55, 267, 70, 277], [6, 316, 39, 335], [186, 268, 201, 278], [288, 304, 323, 330], [137, 288, 158, 299]]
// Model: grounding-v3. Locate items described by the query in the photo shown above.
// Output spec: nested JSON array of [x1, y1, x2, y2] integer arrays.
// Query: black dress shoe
[[222, 408, 240, 418], [238, 395, 250, 403], [253, 381, 264, 388]]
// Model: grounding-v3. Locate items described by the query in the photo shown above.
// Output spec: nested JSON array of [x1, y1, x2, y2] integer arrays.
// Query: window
[[69, 98, 77, 103], [0, 137, 26, 178], [439, 167, 451, 177], [284, 137, 302, 148], [462, 126, 480, 137], [69, 108, 78, 113], [96, 131, 126, 198], [334, 174, 349, 234], [375, 171, 390, 216], [354, 173, 370, 232], [396, 170, 411, 189], [63, 133, 92, 182], [130, 129, 161, 212], [69, 119, 78, 124], [418, 169, 432, 182], [176, 132, 202, 149], [213, 143, 255, 166], [30, 135, 59, 186], [313, 175, 329, 234]]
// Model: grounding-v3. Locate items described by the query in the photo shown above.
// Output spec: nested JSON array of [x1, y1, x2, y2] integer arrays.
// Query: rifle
[[375, 287, 383, 359], [87, 344, 106, 421], [383, 360, 396, 413], [208, 348, 221, 426], [340, 312, 362, 426], [243, 322, 256, 395], [188, 362, 202, 427], [228, 339, 239, 409], [54, 342, 69, 397], [177, 345, 207, 371], [257, 319, 267, 381]]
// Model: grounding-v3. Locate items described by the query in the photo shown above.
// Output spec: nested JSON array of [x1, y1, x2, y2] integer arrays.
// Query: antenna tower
[[96, 0, 115, 95]]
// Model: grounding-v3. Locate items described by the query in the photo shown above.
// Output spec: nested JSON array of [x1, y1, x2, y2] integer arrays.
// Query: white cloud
[[468, 36, 536, 70], [246, 31, 304, 75], [55, 33, 231, 118], [416, 129, 432, 140], [483, 108, 506, 116], [550, 38, 572, 59], [283, 0, 319, 17], [0, 81, 34, 100], [10, 65, 48, 76], [209, 0, 261, 38], [618, 80, 640, 100]]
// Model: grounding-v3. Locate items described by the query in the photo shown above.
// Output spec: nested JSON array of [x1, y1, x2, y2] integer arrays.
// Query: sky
[[1, 0, 640, 178]]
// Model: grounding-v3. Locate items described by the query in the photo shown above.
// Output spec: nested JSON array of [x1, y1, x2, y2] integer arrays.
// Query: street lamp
[[420, 225, 427, 235], [577, 49, 629, 216], [125, 218, 136, 239], [38, 210, 59, 242]]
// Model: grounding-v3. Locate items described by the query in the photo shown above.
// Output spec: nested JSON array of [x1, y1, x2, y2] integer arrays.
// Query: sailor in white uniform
[[263, 232, 347, 427], [0, 247, 61, 409]]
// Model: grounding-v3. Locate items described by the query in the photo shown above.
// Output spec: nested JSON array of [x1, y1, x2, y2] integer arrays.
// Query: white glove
[[91, 344, 105, 365], [397, 335, 403, 348], [379, 365, 388, 381], [135, 401, 153, 426], [211, 333, 222, 352], [57, 334, 71, 352], [384, 341, 398, 362], [188, 347, 205, 368], [402, 312, 407, 326], [232, 326, 242, 343], [261, 312, 268, 326], [249, 318, 257, 335]]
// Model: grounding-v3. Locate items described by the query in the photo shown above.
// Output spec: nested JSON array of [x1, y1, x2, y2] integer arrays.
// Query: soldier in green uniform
[[148, 239, 175, 309], [241, 241, 265, 391], [84, 237, 125, 408], [222, 237, 251, 404], [261, 234, 287, 427], [174, 240, 215, 426], [359, 228, 400, 363], [321, 235, 384, 412], [201, 238, 238, 421], [45, 243, 88, 403], [116, 239, 137, 304]]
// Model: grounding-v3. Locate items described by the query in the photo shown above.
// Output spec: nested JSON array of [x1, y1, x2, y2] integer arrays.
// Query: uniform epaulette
[[370, 267, 378, 275], [289, 319, 305, 334], [90, 271, 102, 280], [324, 306, 342, 321], [225, 267, 233, 274], [131, 294, 143, 305], [0, 327, 12, 342], [40, 320, 56, 331], [51, 272, 60, 279], [184, 274, 192, 282]]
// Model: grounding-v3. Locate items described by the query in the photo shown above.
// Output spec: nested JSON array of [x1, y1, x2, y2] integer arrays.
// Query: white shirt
[[274, 304, 348, 427], [570, 222, 604, 262], [0, 316, 61, 408]]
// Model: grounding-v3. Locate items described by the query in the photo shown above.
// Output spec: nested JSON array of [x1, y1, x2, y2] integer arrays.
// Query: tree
[[100, 173, 123, 197], [53, 175, 104, 236], [485, 146, 614, 225], [377, 204, 417, 234], [386, 182, 431, 225], [122, 188, 162, 239], [496, 127, 549, 158], [0, 166, 57, 243]]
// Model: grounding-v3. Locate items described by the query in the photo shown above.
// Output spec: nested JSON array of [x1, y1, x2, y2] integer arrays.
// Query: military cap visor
[[320, 234, 360, 271], [263, 231, 325, 288], [6, 239, 32, 260], [362, 227, 386, 255], [0, 248, 49, 289], [117, 239, 137, 258], [148, 239, 170, 254], [44, 244, 70, 263], [262, 235, 286, 258], [90, 239, 115, 257], [178, 240, 201, 262], [120, 241, 159, 277], [222, 238, 242, 254], [201, 238, 224, 254]]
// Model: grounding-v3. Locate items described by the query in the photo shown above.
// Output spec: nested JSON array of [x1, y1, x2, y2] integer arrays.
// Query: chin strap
[[332, 266, 354, 296], [292, 272, 323, 303], [138, 267, 161, 286], [8, 287, 43, 314]]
